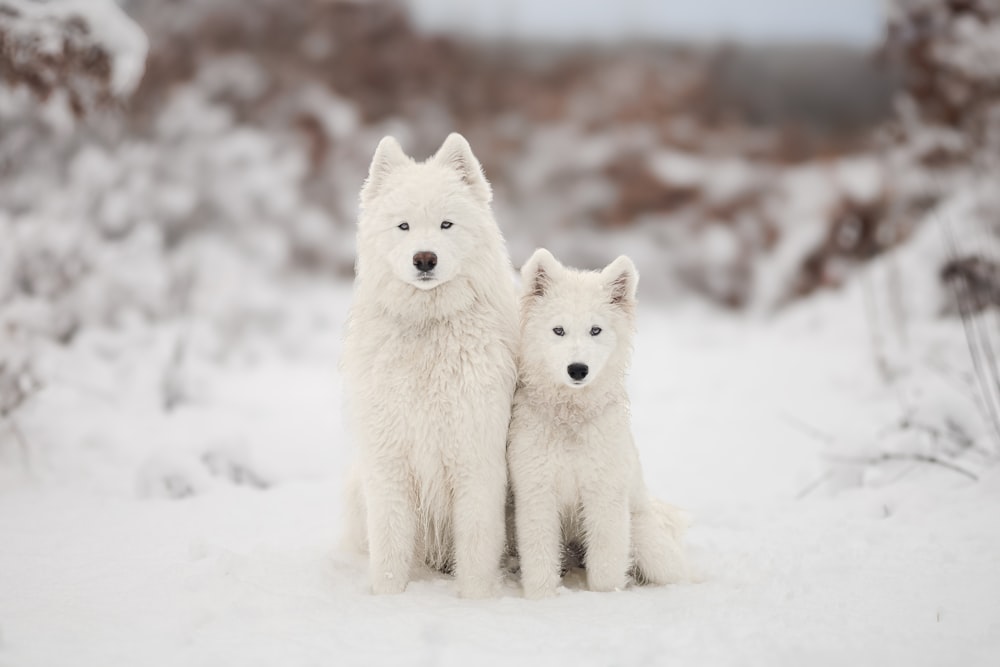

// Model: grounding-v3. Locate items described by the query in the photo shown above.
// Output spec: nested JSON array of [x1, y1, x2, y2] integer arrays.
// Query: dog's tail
[[631, 498, 691, 585], [341, 465, 368, 554]]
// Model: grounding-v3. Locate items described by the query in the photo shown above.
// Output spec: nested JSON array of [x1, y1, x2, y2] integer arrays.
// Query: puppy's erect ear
[[360, 136, 411, 207], [521, 248, 561, 299], [433, 132, 492, 203], [601, 255, 639, 308]]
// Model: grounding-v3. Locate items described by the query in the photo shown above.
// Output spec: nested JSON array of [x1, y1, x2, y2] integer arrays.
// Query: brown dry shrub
[[795, 190, 893, 297], [0, 3, 116, 115]]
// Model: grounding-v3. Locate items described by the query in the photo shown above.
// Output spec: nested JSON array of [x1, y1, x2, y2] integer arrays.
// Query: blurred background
[[1, 0, 998, 482], [4, 5, 1000, 662]]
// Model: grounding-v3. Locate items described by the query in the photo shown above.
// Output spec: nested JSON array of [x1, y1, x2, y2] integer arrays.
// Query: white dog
[[341, 134, 518, 597], [508, 249, 688, 599]]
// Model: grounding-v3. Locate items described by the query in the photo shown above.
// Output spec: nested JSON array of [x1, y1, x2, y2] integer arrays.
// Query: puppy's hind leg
[[631, 498, 689, 586]]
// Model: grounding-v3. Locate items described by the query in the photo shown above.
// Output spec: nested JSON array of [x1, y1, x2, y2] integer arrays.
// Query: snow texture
[[1, 265, 998, 665]]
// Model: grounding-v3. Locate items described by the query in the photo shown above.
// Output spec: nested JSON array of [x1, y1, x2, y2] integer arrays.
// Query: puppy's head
[[519, 249, 638, 390]]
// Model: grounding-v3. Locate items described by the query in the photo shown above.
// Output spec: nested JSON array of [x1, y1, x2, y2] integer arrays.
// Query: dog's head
[[357, 133, 494, 292], [519, 249, 638, 390]]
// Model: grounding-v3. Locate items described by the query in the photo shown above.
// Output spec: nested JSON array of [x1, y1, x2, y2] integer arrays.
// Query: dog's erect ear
[[360, 136, 411, 207], [521, 248, 561, 299], [601, 255, 639, 307], [433, 133, 492, 203]]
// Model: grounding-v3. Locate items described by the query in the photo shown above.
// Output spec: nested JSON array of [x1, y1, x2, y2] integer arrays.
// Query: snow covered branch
[[0, 0, 147, 113]]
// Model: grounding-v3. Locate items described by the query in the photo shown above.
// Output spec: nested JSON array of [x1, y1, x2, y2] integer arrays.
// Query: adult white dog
[[508, 249, 688, 599], [341, 133, 518, 597]]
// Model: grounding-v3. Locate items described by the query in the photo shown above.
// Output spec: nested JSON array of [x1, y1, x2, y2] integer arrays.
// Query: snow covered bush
[[0, 0, 147, 112], [0, 0, 147, 444], [811, 0, 1000, 485]]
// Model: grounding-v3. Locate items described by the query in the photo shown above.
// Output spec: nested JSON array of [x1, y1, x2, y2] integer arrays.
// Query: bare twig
[[778, 412, 835, 445], [941, 217, 1000, 448], [827, 452, 979, 481], [877, 415, 975, 453], [886, 247, 909, 350], [861, 266, 894, 384], [795, 470, 834, 500], [923, 357, 982, 409], [3, 417, 31, 471]]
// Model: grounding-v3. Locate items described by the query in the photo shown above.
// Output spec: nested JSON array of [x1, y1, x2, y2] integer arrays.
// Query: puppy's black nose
[[567, 363, 589, 381], [413, 251, 438, 273]]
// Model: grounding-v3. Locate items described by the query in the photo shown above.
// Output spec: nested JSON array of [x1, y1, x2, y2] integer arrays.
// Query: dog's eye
[[590, 326, 602, 336], [440, 220, 453, 229], [553, 327, 565, 336], [397, 222, 409, 231]]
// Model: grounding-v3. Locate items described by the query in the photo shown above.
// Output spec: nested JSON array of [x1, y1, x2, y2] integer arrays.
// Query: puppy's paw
[[523, 585, 558, 600], [521, 576, 559, 600], [633, 560, 685, 586], [586, 570, 627, 593]]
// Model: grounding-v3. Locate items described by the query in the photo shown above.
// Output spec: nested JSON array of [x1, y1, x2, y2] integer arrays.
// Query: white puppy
[[508, 249, 688, 599], [341, 134, 518, 597]]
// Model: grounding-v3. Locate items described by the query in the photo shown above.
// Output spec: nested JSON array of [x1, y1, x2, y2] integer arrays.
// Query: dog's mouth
[[410, 271, 442, 290]]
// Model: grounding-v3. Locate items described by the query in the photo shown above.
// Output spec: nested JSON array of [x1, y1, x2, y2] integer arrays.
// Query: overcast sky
[[403, 0, 886, 46]]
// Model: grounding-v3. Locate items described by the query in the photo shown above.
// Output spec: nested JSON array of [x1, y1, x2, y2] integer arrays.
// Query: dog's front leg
[[581, 487, 630, 592], [364, 464, 416, 595], [451, 452, 507, 598]]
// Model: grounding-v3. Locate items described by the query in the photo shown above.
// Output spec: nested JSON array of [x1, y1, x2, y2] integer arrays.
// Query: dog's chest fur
[[350, 303, 514, 460]]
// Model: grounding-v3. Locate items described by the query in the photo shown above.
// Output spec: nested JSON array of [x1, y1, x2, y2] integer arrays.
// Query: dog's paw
[[457, 576, 500, 599], [371, 572, 408, 595]]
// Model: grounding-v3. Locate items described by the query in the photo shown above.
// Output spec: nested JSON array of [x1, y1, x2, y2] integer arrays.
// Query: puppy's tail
[[631, 498, 691, 585]]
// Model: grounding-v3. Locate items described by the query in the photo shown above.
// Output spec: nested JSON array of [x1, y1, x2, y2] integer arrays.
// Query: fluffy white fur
[[341, 134, 518, 597], [508, 249, 688, 599]]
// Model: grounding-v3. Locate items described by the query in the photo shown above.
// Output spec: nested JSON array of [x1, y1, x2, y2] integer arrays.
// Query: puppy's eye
[[440, 220, 453, 229], [590, 326, 602, 336], [553, 327, 565, 336], [398, 222, 409, 231]]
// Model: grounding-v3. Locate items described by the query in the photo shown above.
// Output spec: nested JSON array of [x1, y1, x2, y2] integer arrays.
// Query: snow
[[2, 267, 998, 665]]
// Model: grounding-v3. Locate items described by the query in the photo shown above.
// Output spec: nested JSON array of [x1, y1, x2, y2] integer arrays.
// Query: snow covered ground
[[1, 268, 998, 666]]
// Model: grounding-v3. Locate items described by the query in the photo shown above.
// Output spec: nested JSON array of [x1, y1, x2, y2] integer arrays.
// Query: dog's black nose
[[567, 363, 589, 381], [413, 251, 438, 273]]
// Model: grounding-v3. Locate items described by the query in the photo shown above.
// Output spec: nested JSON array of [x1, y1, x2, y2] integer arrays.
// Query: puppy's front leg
[[581, 487, 630, 593], [364, 464, 416, 595], [513, 478, 562, 599]]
